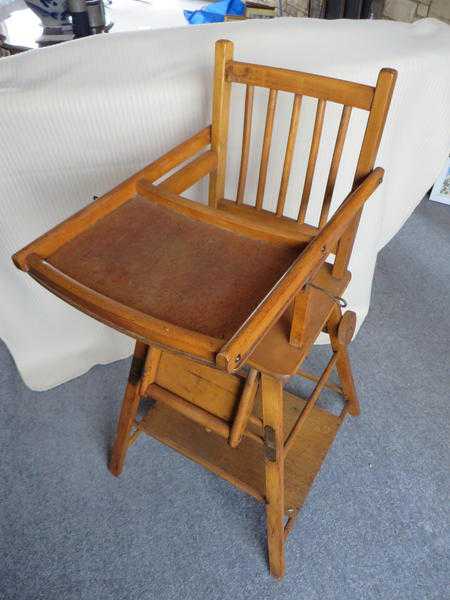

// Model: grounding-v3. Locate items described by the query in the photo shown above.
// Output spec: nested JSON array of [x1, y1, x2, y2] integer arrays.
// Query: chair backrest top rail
[[227, 61, 376, 111]]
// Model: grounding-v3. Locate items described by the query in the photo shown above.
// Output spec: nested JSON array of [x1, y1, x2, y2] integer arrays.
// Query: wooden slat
[[236, 85, 255, 204], [137, 180, 308, 246], [319, 105, 352, 228], [284, 352, 338, 455], [12, 127, 211, 271], [209, 39, 234, 208], [229, 368, 259, 448], [140, 346, 162, 396], [147, 383, 264, 446], [219, 198, 318, 243], [159, 150, 217, 194], [227, 61, 375, 111], [333, 68, 397, 277], [289, 286, 313, 348], [276, 94, 302, 217], [297, 368, 343, 395], [216, 168, 384, 372], [297, 99, 326, 224], [256, 89, 278, 210]]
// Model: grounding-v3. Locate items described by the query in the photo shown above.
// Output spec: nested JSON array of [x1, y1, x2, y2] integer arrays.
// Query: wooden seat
[[13, 40, 397, 579]]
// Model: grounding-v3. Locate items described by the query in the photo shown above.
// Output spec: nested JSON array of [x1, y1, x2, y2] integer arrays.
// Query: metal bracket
[[264, 425, 277, 462], [128, 355, 145, 386]]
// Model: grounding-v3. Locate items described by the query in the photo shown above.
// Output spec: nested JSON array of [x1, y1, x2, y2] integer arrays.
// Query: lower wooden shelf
[[140, 390, 344, 515]]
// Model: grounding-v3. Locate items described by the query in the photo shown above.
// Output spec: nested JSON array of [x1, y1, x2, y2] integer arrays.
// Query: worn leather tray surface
[[48, 197, 304, 340]]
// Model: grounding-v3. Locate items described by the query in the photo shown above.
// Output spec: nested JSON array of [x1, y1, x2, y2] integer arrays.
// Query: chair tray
[[47, 195, 304, 342]]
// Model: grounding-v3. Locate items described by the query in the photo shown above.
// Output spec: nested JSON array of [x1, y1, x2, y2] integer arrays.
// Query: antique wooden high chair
[[13, 40, 396, 579]]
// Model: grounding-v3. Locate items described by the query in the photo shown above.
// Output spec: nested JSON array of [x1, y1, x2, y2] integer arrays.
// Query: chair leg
[[326, 305, 360, 416], [109, 341, 149, 477], [261, 373, 285, 579]]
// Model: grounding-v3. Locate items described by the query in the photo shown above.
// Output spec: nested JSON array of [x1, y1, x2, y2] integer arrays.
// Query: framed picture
[[430, 157, 450, 206]]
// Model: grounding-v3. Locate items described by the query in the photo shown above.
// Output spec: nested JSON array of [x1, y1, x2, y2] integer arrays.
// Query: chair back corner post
[[332, 67, 397, 278], [208, 39, 234, 209]]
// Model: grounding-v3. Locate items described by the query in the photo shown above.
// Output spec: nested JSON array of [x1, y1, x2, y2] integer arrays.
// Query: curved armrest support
[[216, 167, 384, 373]]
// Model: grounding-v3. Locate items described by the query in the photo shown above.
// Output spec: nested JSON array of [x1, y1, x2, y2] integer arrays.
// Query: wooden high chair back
[[13, 40, 396, 580]]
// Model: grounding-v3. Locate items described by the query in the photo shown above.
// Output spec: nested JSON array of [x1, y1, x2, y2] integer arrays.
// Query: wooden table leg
[[109, 341, 149, 477], [261, 372, 285, 579], [326, 305, 360, 416]]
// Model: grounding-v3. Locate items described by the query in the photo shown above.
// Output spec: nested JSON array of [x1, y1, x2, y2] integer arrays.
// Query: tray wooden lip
[[26, 253, 223, 363]]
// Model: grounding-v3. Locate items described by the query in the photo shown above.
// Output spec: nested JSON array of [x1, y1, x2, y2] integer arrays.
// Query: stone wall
[[275, 0, 450, 23], [383, 0, 450, 23]]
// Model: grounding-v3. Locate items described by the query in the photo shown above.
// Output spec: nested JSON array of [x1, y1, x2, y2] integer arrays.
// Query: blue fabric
[[184, 0, 245, 24]]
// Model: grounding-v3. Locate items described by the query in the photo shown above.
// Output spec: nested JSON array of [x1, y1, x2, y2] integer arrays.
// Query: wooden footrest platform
[[140, 390, 344, 514]]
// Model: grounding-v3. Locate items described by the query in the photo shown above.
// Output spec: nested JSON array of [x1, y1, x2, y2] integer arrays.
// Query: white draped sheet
[[1, 17, 449, 390]]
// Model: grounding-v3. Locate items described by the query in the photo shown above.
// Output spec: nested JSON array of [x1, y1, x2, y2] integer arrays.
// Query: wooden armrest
[[216, 167, 384, 372], [153, 149, 217, 195], [13, 126, 211, 271]]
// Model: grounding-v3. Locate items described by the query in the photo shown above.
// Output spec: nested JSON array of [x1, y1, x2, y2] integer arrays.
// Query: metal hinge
[[128, 355, 145, 386], [264, 426, 277, 462]]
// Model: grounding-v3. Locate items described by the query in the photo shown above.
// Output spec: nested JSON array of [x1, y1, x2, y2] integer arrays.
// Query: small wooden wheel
[[337, 310, 356, 345]]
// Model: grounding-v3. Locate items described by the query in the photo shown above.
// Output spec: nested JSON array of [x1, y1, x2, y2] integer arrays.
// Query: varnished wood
[[289, 286, 313, 348], [277, 94, 302, 217], [261, 373, 285, 579], [236, 85, 254, 204], [140, 346, 162, 395], [153, 349, 263, 433], [227, 61, 375, 111], [297, 368, 343, 395], [326, 306, 360, 416], [248, 262, 350, 377], [333, 68, 397, 278], [26, 253, 222, 364], [12, 40, 397, 580], [319, 105, 352, 227], [217, 168, 384, 373], [209, 39, 233, 208], [138, 180, 309, 247], [159, 150, 217, 194], [256, 89, 278, 210], [109, 341, 148, 476], [219, 198, 318, 244], [146, 383, 264, 446], [229, 368, 259, 448], [140, 387, 342, 511], [297, 99, 326, 224], [12, 126, 211, 271], [337, 310, 357, 345], [284, 352, 338, 455]]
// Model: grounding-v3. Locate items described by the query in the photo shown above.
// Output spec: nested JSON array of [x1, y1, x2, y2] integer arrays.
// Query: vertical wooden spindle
[[236, 85, 255, 204], [255, 89, 278, 211], [276, 94, 302, 217], [297, 98, 326, 223], [319, 105, 352, 228]]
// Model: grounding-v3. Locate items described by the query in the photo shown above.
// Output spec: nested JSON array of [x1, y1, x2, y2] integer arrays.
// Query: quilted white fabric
[[1, 17, 449, 390]]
